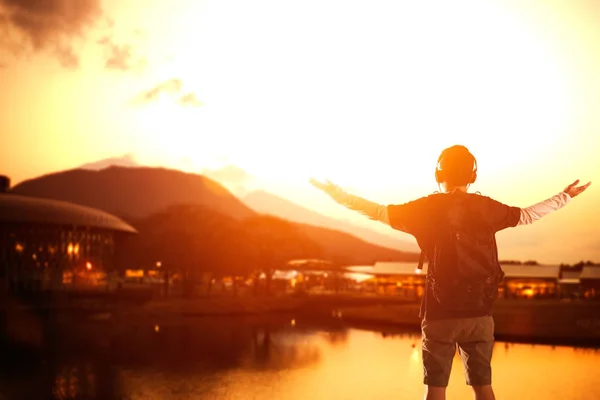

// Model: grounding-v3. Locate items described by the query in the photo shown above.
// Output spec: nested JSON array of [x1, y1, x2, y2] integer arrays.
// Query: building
[[499, 264, 560, 299], [558, 268, 582, 299], [350, 261, 564, 300], [0, 175, 136, 297], [579, 266, 600, 299], [345, 261, 426, 298], [279, 259, 340, 293]]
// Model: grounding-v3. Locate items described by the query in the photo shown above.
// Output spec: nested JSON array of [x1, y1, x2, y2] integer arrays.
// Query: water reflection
[[0, 340, 122, 400], [0, 315, 599, 399]]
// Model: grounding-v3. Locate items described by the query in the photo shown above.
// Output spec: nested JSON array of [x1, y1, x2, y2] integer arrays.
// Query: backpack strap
[[415, 190, 440, 271], [417, 251, 426, 270]]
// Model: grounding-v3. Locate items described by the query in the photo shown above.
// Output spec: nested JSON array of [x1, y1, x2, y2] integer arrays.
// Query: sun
[[133, 0, 575, 193]]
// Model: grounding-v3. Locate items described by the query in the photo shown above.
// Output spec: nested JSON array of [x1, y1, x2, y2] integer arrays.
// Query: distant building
[[0, 175, 136, 297], [281, 259, 339, 293], [348, 262, 426, 298], [499, 264, 560, 299], [558, 268, 582, 299], [348, 262, 563, 300], [579, 266, 600, 299]]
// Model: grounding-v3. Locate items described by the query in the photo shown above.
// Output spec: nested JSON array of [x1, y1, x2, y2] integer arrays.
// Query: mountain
[[12, 166, 420, 264], [296, 223, 419, 264], [243, 190, 418, 252], [119, 205, 324, 273], [120, 205, 417, 270], [11, 166, 255, 220]]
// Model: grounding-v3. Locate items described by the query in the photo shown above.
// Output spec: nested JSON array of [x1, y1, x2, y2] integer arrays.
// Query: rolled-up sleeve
[[484, 197, 521, 232], [387, 197, 431, 235]]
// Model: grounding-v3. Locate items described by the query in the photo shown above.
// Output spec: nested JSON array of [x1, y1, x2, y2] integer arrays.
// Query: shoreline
[[116, 295, 600, 347], [3, 294, 600, 348], [335, 299, 600, 347]]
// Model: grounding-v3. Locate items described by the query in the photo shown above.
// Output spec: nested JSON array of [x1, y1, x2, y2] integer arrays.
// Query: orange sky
[[0, 0, 598, 264]]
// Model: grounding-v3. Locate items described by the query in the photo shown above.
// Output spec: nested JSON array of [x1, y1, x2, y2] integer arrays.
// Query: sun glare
[[135, 0, 574, 192]]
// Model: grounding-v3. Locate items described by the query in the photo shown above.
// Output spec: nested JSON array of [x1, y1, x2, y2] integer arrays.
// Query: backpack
[[425, 192, 505, 313]]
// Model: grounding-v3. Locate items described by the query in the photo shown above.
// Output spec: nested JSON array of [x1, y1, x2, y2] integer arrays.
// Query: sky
[[0, 0, 599, 264]]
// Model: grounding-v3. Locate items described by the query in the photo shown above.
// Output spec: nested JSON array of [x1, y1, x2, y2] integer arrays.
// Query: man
[[310, 144, 591, 400]]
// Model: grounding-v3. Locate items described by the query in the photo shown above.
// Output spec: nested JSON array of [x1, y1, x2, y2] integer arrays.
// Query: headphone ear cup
[[435, 169, 444, 184], [470, 171, 477, 184]]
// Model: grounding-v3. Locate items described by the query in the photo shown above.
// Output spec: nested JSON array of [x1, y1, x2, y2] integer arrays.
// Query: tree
[[122, 205, 255, 297], [243, 215, 324, 295], [118, 207, 324, 298]]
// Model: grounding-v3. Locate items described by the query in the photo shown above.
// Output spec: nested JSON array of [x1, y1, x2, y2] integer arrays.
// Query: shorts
[[421, 315, 495, 387]]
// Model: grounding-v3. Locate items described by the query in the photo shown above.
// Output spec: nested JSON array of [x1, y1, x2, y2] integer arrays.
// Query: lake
[[0, 315, 598, 399]]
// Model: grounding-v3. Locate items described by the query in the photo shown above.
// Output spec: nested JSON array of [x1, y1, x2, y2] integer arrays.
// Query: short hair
[[436, 145, 477, 186]]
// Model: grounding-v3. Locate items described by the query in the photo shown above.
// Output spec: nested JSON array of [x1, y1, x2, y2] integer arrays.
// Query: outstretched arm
[[518, 180, 591, 226], [309, 179, 390, 224]]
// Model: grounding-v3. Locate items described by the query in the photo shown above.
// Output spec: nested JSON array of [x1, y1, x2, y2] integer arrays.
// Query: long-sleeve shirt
[[322, 184, 573, 321], [323, 184, 571, 229]]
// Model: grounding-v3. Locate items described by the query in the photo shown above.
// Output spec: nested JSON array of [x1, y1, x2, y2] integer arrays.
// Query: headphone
[[434, 145, 478, 185]]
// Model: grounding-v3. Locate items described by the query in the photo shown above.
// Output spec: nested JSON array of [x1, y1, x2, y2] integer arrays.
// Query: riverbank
[[4, 294, 600, 347], [114, 292, 413, 317], [337, 299, 600, 346], [115, 295, 600, 345]]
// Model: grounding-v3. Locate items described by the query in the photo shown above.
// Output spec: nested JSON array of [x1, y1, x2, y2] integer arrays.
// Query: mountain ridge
[[243, 189, 418, 252], [11, 166, 420, 265]]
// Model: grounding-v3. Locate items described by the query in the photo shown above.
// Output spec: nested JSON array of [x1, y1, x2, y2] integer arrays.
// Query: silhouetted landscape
[[12, 166, 420, 275], [2, 1, 600, 397], [243, 189, 418, 252]]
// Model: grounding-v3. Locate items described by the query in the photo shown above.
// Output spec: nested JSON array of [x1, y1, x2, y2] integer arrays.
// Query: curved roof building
[[0, 175, 136, 294], [0, 192, 136, 233]]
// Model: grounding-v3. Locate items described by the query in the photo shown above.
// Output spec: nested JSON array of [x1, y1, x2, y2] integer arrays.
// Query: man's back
[[387, 191, 520, 242], [393, 192, 518, 320]]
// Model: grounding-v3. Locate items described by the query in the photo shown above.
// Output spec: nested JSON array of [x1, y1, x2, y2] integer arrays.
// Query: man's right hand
[[309, 178, 340, 196], [563, 180, 592, 198]]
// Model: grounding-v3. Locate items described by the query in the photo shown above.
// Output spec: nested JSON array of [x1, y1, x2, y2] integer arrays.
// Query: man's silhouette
[[310, 144, 591, 400]]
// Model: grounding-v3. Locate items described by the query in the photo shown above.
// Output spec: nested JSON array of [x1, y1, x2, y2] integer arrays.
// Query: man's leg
[[456, 316, 496, 400], [424, 385, 446, 400], [471, 385, 496, 400], [421, 319, 458, 400]]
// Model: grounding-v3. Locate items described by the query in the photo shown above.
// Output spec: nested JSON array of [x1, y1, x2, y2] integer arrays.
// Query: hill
[[119, 205, 324, 275], [296, 223, 419, 265], [120, 205, 417, 272], [11, 166, 255, 220], [12, 166, 419, 265], [243, 189, 418, 253]]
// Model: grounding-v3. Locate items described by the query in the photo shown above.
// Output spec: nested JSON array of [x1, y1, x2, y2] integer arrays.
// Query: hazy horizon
[[1, 0, 599, 264], [7, 156, 596, 265]]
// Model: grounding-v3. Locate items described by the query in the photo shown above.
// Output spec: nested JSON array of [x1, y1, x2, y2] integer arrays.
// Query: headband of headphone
[[435, 146, 478, 184]]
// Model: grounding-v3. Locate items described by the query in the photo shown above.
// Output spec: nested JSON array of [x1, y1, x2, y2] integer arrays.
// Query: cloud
[[98, 35, 145, 72], [132, 79, 202, 108], [178, 92, 203, 107], [0, 0, 103, 68], [203, 165, 254, 186], [132, 78, 182, 105], [79, 153, 140, 170], [202, 165, 256, 197]]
